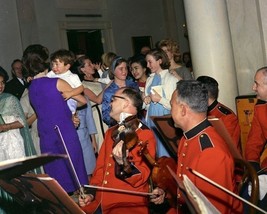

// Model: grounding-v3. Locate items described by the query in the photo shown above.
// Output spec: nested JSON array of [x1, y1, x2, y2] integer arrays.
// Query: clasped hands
[[143, 89, 161, 104]]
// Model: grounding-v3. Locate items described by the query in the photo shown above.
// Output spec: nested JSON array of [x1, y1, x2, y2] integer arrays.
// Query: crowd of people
[[0, 38, 266, 213]]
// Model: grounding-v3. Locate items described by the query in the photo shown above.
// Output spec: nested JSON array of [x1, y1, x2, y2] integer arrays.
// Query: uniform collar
[[184, 119, 211, 139], [207, 100, 218, 112]]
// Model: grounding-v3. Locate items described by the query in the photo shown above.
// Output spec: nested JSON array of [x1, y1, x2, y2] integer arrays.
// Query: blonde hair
[[101, 52, 117, 68], [158, 39, 181, 63]]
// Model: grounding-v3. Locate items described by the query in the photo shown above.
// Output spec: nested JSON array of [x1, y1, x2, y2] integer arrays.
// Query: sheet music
[[182, 174, 220, 214]]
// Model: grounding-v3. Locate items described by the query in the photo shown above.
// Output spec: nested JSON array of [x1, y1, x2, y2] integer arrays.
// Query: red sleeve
[[245, 108, 266, 163]]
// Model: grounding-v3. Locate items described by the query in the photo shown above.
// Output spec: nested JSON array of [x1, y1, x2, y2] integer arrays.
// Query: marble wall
[[227, 0, 266, 96], [183, 0, 267, 111]]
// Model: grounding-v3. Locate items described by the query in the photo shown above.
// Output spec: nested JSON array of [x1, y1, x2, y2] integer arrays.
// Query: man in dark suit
[[5, 59, 28, 100]]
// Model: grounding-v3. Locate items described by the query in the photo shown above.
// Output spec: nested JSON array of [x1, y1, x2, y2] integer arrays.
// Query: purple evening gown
[[29, 77, 87, 193]]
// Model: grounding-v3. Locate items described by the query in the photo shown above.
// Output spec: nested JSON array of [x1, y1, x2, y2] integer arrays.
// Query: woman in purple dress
[[22, 44, 88, 194]]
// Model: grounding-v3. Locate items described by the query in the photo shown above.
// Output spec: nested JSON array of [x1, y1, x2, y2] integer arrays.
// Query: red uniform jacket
[[177, 119, 243, 214], [245, 100, 267, 168], [208, 100, 241, 152], [82, 122, 156, 214]]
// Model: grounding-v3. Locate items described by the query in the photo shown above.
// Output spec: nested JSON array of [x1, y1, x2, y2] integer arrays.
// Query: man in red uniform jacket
[[197, 76, 241, 153], [245, 66, 267, 171], [79, 87, 156, 214], [151, 80, 243, 213]]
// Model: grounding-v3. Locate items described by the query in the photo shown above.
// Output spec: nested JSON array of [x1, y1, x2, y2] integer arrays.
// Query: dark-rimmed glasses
[[111, 95, 127, 102]]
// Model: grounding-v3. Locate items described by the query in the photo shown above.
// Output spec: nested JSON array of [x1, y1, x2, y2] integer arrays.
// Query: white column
[[184, 0, 238, 111]]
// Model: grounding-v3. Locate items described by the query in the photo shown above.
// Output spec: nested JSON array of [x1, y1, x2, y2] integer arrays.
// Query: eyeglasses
[[111, 95, 127, 102]]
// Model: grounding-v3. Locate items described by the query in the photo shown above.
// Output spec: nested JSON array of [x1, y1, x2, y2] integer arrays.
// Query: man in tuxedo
[[5, 59, 28, 100]]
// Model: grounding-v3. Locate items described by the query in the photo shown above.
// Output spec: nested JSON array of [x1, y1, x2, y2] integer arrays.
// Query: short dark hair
[[196, 76, 219, 100], [129, 54, 151, 77], [0, 66, 9, 83], [50, 49, 75, 66], [0, 66, 9, 82], [22, 44, 50, 77], [121, 87, 143, 113], [176, 80, 208, 113], [146, 48, 170, 70]]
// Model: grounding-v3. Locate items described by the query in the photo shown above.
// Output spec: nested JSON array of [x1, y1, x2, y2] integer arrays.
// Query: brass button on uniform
[[103, 180, 107, 184]]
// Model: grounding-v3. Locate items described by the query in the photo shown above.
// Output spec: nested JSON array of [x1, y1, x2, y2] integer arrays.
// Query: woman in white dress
[[0, 71, 36, 161], [0, 66, 38, 214]]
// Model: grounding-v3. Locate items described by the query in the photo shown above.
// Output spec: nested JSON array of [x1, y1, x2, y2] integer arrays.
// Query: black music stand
[[150, 115, 183, 159], [0, 154, 85, 214]]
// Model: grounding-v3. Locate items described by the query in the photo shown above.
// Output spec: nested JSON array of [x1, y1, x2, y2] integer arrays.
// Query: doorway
[[67, 29, 104, 63]]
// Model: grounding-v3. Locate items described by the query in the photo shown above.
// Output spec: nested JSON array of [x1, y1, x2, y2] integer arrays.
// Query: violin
[[138, 141, 177, 208], [112, 116, 140, 178]]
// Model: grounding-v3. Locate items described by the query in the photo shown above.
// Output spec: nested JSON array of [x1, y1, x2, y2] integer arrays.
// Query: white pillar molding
[[184, 0, 238, 111]]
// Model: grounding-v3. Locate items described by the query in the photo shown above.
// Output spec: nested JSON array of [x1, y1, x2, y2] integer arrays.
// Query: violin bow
[[189, 168, 267, 214], [84, 184, 155, 197], [54, 125, 86, 199]]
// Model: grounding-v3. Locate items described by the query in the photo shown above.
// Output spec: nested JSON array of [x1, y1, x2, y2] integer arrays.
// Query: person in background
[[47, 49, 84, 115], [129, 54, 151, 94], [48, 49, 96, 183], [75, 55, 109, 152], [93, 52, 117, 85], [20, 89, 40, 155], [22, 44, 88, 194], [242, 66, 267, 213], [245, 66, 267, 171], [182, 51, 193, 76], [140, 45, 151, 56], [0, 67, 38, 214], [143, 48, 178, 157], [0, 70, 36, 161], [151, 80, 243, 214], [129, 54, 151, 120], [102, 56, 139, 127], [76, 97, 97, 182], [5, 59, 29, 100], [197, 75, 241, 153], [158, 39, 193, 80], [78, 87, 156, 214]]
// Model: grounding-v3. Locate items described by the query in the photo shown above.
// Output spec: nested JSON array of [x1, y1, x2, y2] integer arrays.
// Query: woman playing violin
[[79, 87, 156, 214]]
